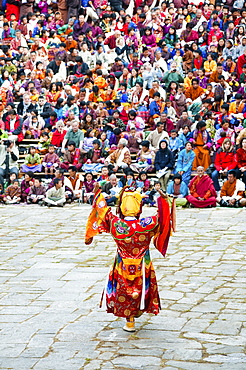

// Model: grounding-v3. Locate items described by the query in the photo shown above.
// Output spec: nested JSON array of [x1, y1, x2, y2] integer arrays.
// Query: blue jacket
[[149, 100, 161, 117], [167, 181, 188, 197]]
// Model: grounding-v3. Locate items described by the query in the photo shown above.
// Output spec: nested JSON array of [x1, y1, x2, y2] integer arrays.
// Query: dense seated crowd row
[[0, 0, 246, 208]]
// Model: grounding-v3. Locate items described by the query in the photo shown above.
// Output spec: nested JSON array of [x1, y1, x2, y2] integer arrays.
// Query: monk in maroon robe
[[186, 166, 217, 208]]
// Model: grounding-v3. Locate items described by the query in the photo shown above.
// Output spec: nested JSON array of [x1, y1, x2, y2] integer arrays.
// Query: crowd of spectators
[[0, 0, 246, 208]]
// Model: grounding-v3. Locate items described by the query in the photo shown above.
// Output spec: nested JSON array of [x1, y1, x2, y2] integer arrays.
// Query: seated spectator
[[126, 110, 145, 132], [186, 166, 217, 208], [178, 125, 191, 149], [130, 140, 155, 174], [37, 132, 51, 154], [22, 146, 42, 173], [97, 166, 110, 183], [51, 120, 67, 150], [101, 174, 121, 206], [61, 121, 84, 153], [154, 140, 174, 191], [176, 111, 193, 132], [3, 179, 21, 204], [190, 121, 212, 171], [82, 129, 96, 152], [136, 172, 151, 193], [27, 178, 46, 204], [118, 170, 135, 188], [60, 141, 84, 171], [82, 139, 105, 173], [83, 173, 96, 204], [23, 113, 44, 139], [105, 138, 131, 172], [214, 120, 235, 147], [167, 174, 188, 207], [127, 127, 141, 154], [212, 139, 237, 192], [168, 130, 182, 159], [147, 180, 162, 206], [64, 166, 84, 201], [174, 142, 195, 185], [4, 109, 24, 142], [42, 144, 61, 178], [236, 138, 246, 186], [185, 78, 204, 101], [157, 113, 175, 135], [149, 92, 164, 122], [44, 178, 66, 207], [218, 170, 246, 207], [146, 123, 169, 152], [21, 171, 34, 203]]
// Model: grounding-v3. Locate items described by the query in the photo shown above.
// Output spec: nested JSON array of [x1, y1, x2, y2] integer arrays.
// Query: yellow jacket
[[204, 60, 217, 73]]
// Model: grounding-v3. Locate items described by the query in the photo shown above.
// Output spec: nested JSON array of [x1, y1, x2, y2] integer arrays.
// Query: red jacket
[[104, 35, 116, 49], [236, 148, 246, 168], [51, 129, 66, 147], [214, 150, 237, 171], [4, 114, 24, 142], [237, 54, 246, 77], [208, 28, 224, 44]]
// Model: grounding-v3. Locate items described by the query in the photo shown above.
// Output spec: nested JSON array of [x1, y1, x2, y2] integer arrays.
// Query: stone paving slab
[[0, 204, 246, 369]]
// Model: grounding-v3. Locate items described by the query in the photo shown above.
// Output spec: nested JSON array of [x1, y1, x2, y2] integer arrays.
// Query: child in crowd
[[21, 171, 34, 202], [42, 144, 61, 178], [22, 146, 42, 173], [83, 173, 96, 204], [27, 178, 46, 204], [37, 133, 51, 154], [3, 179, 21, 204]]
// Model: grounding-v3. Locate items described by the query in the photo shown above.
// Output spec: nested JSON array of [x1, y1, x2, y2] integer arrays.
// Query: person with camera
[[162, 62, 184, 89], [0, 139, 19, 193]]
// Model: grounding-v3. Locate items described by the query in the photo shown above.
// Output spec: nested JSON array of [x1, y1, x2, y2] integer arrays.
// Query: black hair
[[68, 165, 77, 172], [54, 178, 62, 185]]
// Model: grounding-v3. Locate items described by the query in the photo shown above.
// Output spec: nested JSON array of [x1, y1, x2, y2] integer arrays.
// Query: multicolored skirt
[[100, 249, 161, 318]]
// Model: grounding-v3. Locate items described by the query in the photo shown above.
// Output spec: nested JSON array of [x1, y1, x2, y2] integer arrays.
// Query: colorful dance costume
[[85, 186, 175, 331]]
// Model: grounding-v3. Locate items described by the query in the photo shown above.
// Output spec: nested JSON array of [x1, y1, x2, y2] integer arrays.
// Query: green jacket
[[162, 71, 184, 88]]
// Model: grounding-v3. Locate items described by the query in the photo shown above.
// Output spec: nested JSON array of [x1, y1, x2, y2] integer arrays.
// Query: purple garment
[[198, 76, 208, 89], [237, 86, 246, 99], [28, 185, 46, 197], [91, 25, 103, 38], [73, 22, 90, 41], [21, 79, 42, 93], [125, 34, 138, 49], [162, 24, 171, 36], [38, 0, 48, 13], [84, 180, 96, 193], [21, 164, 42, 173], [142, 34, 156, 48], [21, 179, 32, 202]]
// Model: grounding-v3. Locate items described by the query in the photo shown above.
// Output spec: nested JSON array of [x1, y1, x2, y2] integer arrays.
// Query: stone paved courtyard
[[0, 204, 246, 370]]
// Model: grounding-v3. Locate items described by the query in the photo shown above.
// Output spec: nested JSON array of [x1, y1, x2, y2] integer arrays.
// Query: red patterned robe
[[100, 212, 160, 318], [85, 191, 173, 319]]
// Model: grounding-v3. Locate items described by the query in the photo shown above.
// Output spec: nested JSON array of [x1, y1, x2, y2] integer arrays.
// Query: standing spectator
[[0, 140, 19, 193]]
